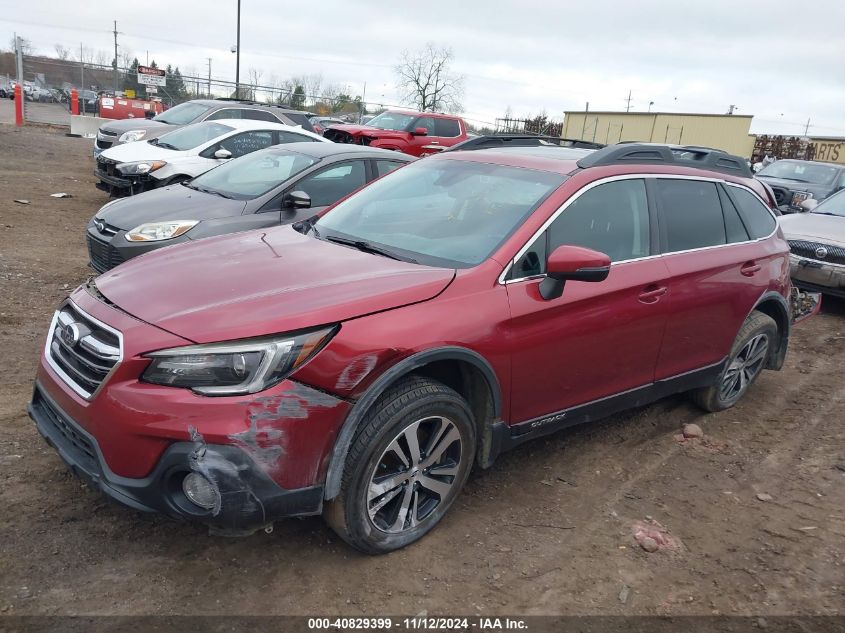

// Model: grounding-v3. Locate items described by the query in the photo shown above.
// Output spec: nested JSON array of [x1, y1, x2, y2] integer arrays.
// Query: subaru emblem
[[815, 246, 828, 259], [61, 323, 81, 347], [96, 220, 106, 233]]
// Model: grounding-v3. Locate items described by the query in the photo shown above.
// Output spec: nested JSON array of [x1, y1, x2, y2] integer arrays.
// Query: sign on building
[[138, 66, 166, 87]]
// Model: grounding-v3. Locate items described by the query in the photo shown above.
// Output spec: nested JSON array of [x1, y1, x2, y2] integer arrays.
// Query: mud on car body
[[32, 143, 798, 554]]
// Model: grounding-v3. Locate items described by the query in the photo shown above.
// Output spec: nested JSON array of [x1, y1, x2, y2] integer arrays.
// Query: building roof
[[564, 110, 754, 119]]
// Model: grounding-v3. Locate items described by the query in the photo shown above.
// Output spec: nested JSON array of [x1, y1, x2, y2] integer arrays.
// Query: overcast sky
[[3, 0, 845, 136]]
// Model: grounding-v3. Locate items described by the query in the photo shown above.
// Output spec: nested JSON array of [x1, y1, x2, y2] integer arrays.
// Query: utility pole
[[727, 104, 736, 115], [235, 0, 241, 98], [113, 20, 119, 94], [581, 101, 589, 139], [804, 118, 811, 136], [207, 57, 212, 98], [625, 90, 632, 112], [360, 81, 366, 122]]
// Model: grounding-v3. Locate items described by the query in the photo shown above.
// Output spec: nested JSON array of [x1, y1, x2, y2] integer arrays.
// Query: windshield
[[758, 161, 839, 186], [153, 122, 233, 151], [813, 190, 845, 217], [190, 149, 318, 200], [315, 159, 564, 267], [366, 112, 416, 131], [153, 102, 212, 125]]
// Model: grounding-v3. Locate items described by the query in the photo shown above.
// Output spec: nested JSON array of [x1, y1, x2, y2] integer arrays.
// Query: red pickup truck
[[324, 110, 468, 157]]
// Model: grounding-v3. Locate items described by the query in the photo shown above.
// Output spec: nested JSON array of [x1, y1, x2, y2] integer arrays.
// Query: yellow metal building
[[561, 111, 756, 158]]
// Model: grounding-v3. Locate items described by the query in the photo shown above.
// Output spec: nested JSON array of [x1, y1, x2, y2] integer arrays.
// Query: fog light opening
[[182, 472, 220, 510]]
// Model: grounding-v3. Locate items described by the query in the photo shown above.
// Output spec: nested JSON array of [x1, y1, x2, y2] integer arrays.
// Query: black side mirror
[[283, 190, 311, 209]]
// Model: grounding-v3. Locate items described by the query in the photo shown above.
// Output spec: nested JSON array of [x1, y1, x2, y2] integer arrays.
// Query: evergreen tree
[[290, 85, 306, 110], [122, 57, 140, 94]]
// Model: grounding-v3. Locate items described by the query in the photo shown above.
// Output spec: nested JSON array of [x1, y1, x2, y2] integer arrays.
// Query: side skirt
[[490, 358, 727, 456]]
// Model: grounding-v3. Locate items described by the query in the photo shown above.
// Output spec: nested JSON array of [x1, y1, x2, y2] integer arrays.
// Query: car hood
[[95, 185, 247, 230], [778, 213, 845, 248], [330, 124, 408, 138], [100, 140, 190, 164], [99, 119, 175, 135], [95, 226, 456, 343]]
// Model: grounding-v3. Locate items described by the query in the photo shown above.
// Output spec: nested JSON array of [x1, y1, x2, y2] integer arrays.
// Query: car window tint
[[656, 179, 726, 252], [547, 179, 650, 264], [729, 186, 777, 239], [434, 118, 460, 137], [415, 117, 436, 135], [294, 161, 366, 207], [219, 131, 275, 158], [205, 108, 243, 121], [718, 186, 750, 243], [375, 160, 404, 178], [242, 109, 279, 123], [278, 131, 318, 143]]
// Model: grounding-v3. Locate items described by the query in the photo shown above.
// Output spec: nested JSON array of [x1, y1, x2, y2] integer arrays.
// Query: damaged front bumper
[[28, 384, 323, 535]]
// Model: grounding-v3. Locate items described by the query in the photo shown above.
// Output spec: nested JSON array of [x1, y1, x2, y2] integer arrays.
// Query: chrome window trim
[[499, 173, 780, 285], [44, 299, 125, 401]]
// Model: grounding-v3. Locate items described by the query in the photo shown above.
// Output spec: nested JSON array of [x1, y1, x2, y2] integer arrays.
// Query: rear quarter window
[[728, 186, 777, 239]]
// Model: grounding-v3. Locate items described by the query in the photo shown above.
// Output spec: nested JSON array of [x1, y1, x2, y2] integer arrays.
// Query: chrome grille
[[788, 240, 845, 266], [46, 302, 122, 399]]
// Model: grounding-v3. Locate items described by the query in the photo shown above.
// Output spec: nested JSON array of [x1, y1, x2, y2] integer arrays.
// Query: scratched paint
[[233, 382, 340, 475], [335, 354, 379, 391]]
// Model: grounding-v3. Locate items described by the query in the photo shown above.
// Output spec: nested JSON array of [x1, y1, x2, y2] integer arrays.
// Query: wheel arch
[[323, 346, 503, 500], [752, 291, 791, 370]]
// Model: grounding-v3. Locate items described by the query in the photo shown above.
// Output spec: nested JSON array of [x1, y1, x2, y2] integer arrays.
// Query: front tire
[[323, 376, 476, 554], [692, 311, 777, 412]]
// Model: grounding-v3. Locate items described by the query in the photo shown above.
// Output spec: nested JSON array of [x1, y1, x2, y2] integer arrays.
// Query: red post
[[70, 88, 79, 116], [14, 84, 23, 126]]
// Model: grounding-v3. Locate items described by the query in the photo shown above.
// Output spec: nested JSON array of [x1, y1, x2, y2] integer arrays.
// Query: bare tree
[[9, 37, 34, 55], [94, 50, 109, 67], [119, 49, 134, 71], [54, 44, 70, 60], [247, 67, 263, 101], [76, 45, 95, 65], [394, 43, 464, 113]]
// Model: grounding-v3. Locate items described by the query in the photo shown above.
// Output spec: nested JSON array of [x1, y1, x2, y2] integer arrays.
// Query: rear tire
[[323, 376, 476, 554], [692, 311, 777, 412]]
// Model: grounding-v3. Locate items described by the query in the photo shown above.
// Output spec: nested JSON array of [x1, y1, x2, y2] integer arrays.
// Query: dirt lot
[[0, 124, 843, 618]]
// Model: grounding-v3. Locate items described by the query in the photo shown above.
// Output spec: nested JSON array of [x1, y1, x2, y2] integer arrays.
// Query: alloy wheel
[[366, 416, 463, 534], [719, 333, 769, 402]]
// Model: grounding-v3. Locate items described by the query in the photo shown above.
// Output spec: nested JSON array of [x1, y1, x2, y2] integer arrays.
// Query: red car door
[[407, 116, 438, 156], [652, 178, 776, 379], [505, 178, 673, 423]]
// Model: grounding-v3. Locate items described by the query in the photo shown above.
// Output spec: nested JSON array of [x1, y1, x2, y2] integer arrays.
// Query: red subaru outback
[[31, 144, 792, 553]]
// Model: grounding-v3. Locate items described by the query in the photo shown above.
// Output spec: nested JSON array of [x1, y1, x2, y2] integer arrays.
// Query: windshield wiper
[[811, 211, 842, 217], [324, 235, 416, 263], [154, 141, 179, 150], [194, 184, 233, 199]]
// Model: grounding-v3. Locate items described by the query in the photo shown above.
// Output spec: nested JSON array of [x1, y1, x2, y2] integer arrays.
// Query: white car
[[94, 119, 329, 196]]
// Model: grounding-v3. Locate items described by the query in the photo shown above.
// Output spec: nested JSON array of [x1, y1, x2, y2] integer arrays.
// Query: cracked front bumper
[[790, 254, 845, 297], [29, 383, 324, 535]]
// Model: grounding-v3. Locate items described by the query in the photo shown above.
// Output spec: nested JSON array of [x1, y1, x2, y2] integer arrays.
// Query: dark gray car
[[756, 159, 845, 214], [86, 143, 414, 272], [93, 99, 316, 156]]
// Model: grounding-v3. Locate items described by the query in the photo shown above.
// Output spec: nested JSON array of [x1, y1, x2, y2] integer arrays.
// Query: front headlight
[[125, 220, 198, 242], [118, 129, 147, 143], [141, 328, 336, 395], [116, 160, 167, 175]]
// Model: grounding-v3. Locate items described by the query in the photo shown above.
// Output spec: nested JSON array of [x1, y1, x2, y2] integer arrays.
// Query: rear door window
[[434, 118, 461, 137], [718, 186, 750, 243], [375, 160, 405, 178], [242, 109, 280, 123], [656, 179, 726, 252], [278, 131, 319, 143], [727, 185, 777, 239], [205, 108, 244, 121]]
